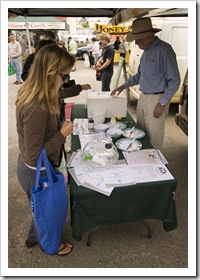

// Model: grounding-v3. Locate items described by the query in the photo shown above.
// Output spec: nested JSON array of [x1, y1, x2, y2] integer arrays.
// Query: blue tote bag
[[31, 148, 68, 254]]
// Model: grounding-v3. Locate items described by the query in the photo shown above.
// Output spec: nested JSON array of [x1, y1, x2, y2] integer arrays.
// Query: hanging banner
[[94, 23, 132, 34], [8, 22, 65, 30]]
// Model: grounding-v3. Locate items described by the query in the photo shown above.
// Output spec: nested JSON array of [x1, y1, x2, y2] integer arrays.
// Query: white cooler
[[87, 91, 127, 119]]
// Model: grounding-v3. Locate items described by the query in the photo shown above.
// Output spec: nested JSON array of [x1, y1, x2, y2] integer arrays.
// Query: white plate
[[122, 128, 145, 139], [107, 128, 123, 138], [94, 123, 109, 132], [116, 138, 142, 152], [106, 121, 126, 130]]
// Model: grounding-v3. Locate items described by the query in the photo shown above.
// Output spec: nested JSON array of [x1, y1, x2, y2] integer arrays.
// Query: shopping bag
[[84, 56, 90, 67], [31, 148, 68, 254], [8, 63, 15, 76]]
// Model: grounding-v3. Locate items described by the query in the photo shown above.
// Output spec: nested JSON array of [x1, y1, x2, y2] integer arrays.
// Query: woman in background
[[91, 37, 100, 63], [119, 36, 128, 58]]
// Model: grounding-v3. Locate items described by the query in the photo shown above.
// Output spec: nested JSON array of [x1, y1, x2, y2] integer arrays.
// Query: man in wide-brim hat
[[111, 17, 180, 150], [126, 17, 161, 41]]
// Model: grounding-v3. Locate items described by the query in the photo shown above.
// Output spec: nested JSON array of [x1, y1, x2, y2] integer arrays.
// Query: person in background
[[119, 36, 128, 58], [91, 37, 100, 63], [21, 39, 56, 81], [16, 44, 74, 256], [22, 40, 35, 67], [68, 37, 77, 71], [57, 40, 67, 51], [21, 39, 91, 98], [111, 17, 180, 150], [19, 34, 28, 56], [113, 36, 121, 50], [93, 33, 114, 91], [41, 30, 57, 42], [60, 76, 91, 153], [8, 33, 23, 85], [98, 40, 103, 56]]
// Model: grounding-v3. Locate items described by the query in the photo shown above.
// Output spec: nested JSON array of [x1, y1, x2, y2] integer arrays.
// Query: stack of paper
[[123, 149, 168, 165], [73, 118, 90, 135], [68, 154, 136, 196], [68, 145, 174, 196]]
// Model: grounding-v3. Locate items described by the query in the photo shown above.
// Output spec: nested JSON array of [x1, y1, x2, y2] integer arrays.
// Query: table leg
[[139, 220, 152, 238], [87, 227, 99, 246]]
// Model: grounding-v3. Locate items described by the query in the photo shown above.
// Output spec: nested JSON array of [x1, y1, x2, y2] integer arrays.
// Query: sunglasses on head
[[59, 73, 70, 81]]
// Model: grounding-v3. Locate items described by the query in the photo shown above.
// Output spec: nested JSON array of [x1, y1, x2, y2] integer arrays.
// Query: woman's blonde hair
[[16, 44, 74, 114]]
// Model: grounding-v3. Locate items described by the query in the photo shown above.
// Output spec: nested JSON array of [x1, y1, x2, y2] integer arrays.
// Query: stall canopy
[[8, 7, 188, 22], [8, 8, 124, 18], [8, 16, 69, 30], [8, 8, 187, 53]]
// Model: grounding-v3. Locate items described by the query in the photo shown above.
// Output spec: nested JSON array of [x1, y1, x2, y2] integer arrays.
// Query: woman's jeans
[[17, 155, 46, 246], [101, 70, 114, 91]]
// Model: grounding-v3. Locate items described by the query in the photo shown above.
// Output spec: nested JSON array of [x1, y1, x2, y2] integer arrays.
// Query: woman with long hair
[[16, 44, 74, 256]]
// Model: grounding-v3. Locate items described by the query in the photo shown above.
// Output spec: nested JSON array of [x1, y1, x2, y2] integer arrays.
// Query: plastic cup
[[92, 108, 106, 124]]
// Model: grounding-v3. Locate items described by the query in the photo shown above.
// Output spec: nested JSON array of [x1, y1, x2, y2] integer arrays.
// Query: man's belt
[[143, 91, 164, 95]]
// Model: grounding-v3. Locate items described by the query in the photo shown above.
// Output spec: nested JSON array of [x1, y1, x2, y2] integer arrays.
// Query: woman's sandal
[[57, 242, 73, 256]]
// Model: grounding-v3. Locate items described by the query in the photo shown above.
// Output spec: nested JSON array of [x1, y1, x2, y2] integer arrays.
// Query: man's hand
[[153, 103, 166, 118], [110, 85, 125, 96], [81, 84, 91, 90]]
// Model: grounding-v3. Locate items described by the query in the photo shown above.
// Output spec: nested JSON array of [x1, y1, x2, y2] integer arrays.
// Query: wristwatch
[[159, 102, 166, 106]]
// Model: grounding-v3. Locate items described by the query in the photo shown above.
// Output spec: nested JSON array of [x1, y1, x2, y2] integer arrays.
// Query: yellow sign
[[94, 23, 132, 34]]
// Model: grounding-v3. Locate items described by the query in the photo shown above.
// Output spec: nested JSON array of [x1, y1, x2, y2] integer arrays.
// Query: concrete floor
[[6, 60, 190, 276]]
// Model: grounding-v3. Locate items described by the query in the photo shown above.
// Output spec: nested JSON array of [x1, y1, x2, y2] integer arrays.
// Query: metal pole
[[24, 14, 32, 54]]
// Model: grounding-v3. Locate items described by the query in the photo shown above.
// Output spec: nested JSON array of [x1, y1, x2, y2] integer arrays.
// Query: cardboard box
[[87, 91, 127, 118]]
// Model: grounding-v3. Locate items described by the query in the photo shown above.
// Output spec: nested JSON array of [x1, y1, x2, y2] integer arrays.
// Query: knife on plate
[[126, 138, 136, 151], [129, 126, 135, 137]]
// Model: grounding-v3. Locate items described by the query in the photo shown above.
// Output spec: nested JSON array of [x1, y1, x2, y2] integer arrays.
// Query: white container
[[92, 108, 106, 123], [87, 91, 127, 118]]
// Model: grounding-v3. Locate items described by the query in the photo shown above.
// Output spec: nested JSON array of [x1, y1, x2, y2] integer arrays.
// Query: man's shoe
[[15, 81, 23, 85], [25, 239, 38, 248], [13, 81, 17, 84]]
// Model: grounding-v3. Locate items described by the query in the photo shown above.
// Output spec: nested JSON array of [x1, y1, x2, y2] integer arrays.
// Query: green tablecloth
[[69, 104, 178, 241]]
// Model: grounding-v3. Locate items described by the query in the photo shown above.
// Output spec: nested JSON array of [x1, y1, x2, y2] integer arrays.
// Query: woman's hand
[[60, 120, 73, 137]]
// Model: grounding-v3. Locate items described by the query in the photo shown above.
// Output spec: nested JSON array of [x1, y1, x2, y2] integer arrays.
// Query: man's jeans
[[11, 56, 22, 81], [101, 70, 113, 91]]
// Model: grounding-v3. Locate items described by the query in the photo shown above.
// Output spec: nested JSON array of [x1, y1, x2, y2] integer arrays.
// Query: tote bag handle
[[35, 148, 57, 190]]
